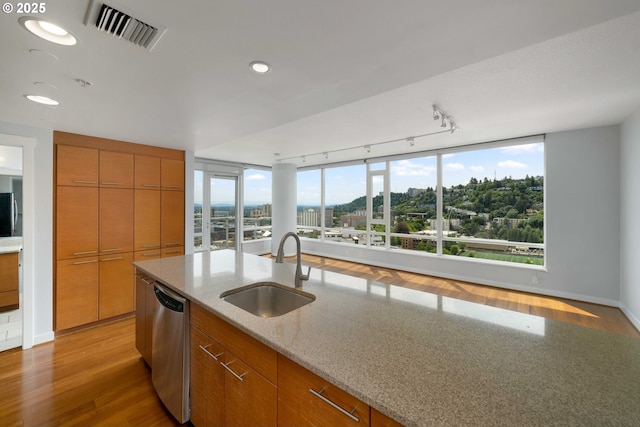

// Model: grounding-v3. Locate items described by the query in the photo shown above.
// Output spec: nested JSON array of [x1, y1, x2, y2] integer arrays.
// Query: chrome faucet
[[275, 232, 311, 288]]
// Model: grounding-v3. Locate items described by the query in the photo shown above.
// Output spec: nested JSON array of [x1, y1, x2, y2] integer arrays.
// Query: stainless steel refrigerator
[[0, 193, 17, 237]]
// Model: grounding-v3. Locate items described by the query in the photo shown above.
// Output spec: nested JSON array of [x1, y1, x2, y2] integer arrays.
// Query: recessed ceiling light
[[250, 61, 271, 74], [19, 16, 77, 46], [24, 94, 60, 106]]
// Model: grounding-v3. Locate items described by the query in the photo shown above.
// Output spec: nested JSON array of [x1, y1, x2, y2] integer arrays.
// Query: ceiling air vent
[[84, 0, 167, 51]]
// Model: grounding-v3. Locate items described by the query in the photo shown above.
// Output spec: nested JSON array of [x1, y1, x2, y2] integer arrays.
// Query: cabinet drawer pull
[[73, 259, 98, 265], [164, 250, 180, 255], [143, 244, 161, 248], [309, 387, 360, 423], [101, 248, 122, 253], [221, 360, 247, 382], [142, 184, 161, 188], [101, 181, 123, 185], [136, 275, 153, 285], [163, 185, 180, 189], [142, 252, 161, 257], [73, 251, 97, 255], [101, 257, 123, 262], [163, 242, 181, 247], [72, 180, 98, 184], [199, 344, 223, 361]]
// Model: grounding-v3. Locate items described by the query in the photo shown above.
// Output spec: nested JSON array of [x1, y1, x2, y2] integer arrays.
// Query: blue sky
[[197, 142, 544, 206]]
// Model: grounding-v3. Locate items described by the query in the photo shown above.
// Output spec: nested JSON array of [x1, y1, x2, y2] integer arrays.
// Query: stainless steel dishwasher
[[152, 282, 190, 424]]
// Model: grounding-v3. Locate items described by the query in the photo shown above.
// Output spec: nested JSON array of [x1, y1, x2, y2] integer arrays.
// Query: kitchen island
[[134, 249, 640, 426]]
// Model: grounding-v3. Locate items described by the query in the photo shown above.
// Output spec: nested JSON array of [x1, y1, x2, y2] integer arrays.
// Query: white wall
[[620, 108, 640, 329], [0, 121, 53, 345], [303, 125, 622, 305]]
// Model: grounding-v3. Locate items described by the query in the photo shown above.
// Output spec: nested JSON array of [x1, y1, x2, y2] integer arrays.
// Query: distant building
[[408, 187, 426, 197], [340, 214, 366, 228]]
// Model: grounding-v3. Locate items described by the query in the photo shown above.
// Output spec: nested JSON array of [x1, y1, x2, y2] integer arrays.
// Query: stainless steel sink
[[220, 282, 315, 318]]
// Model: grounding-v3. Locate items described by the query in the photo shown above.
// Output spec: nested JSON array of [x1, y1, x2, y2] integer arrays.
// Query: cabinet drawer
[[134, 249, 162, 261], [223, 351, 277, 427], [161, 246, 184, 257], [278, 354, 370, 427], [56, 258, 99, 330], [371, 408, 404, 427], [191, 303, 277, 384], [190, 326, 225, 427]]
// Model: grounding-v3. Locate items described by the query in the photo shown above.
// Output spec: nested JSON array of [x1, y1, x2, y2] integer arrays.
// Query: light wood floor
[[292, 254, 640, 338], [1, 255, 637, 426]]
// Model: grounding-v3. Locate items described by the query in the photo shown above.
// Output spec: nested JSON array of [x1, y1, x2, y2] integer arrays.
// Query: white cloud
[[392, 159, 436, 177], [469, 165, 485, 173], [246, 173, 266, 181], [497, 160, 527, 169], [444, 162, 465, 171], [498, 142, 544, 154]]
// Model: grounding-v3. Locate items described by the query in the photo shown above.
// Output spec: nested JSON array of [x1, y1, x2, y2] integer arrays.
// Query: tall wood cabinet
[[54, 131, 185, 331]]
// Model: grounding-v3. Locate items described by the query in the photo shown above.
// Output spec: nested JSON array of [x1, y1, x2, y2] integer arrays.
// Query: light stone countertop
[[134, 250, 640, 427]]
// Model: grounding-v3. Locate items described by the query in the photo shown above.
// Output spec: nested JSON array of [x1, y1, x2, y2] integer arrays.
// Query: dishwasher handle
[[154, 283, 186, 313]]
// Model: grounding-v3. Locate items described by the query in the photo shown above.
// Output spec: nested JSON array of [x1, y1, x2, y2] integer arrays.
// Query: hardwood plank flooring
[[1, 254, 637, 426], [0, 317, 180, 427], [292, 254, 640, 338]]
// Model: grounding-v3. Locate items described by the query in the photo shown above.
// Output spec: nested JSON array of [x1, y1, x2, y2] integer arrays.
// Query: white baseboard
[[32, 331, 54, 347], [620, 304, 640, 332]]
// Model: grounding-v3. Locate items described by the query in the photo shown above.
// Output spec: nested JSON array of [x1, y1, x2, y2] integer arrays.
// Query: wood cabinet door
[[0, 252, 19, 309], [100, 151, 134, 188], [190, 327, 225, 427], [277, 355, 370, 427], [161, 158, 184, 190], [161, 191, 184, 248], [135, 155, 161, 189], [371, 408, 404, 427], [99, 252, 134, 319], [56, 258, 99, 330], [134, 190, 161, 251], [100, 188, 134, 254], [223, 352, 277, 427], [56, 186, 98, 260], [56, 145, 98, 187]]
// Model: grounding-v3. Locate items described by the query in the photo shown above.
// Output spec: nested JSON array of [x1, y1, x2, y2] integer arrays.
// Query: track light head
[[441, 116, 447, 128], [432, 104, 440, 120], [407, 137, 415, 147], [364, 145, 371, 153]]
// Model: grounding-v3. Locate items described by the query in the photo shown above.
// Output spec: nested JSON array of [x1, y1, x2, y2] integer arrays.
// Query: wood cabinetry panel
[[278, 354, 370, 427], [371, 408, 404, 427], [135, 155, 161, 189], [191, 303, 277, 384], [0, 252, 19, 310], [224, 351, 277, 427], [100, 151, 133, 188], [134, 190, 161, 251], [190, 326, 225, 427], [56, 258, 99, 330], [161, 190, 185, 248], [99, 188, 134, 254], [161, 158, 184, 190], [56, 186, 98, 260], [99, 252, 134, 319], [56, 145, 98, 186]]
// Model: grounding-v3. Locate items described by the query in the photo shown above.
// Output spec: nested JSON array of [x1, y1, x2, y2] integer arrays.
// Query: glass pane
[[243, 168, 272, 241], [371, 174, 384, 220], [210, 177, 236, 250], [389, 156, 437, 251], [325, 164, 366, 243], [441, 142, 544, 265], [194, 170, 203, 251], [297, 169, 322, 239]]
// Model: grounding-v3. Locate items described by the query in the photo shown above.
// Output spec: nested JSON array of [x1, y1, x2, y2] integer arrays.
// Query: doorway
[[194, 172, 239, 251], [0, 144, 23, 352]]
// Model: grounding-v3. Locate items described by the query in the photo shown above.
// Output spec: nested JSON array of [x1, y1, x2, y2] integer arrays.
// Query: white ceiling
[[1, 0, 640, 167]]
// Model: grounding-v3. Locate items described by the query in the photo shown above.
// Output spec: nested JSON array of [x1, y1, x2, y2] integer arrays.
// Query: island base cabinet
[[277, 355, 370, 427], [223, 351, 277, 427], [190, 326, 225, 427]]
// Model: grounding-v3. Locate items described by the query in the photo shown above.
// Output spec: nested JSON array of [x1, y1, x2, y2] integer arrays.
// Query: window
[[295, 137, 544, 266], [194, 170, 203, 250], [243, 168, 272, 241], [297, 169, 322, 239]]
